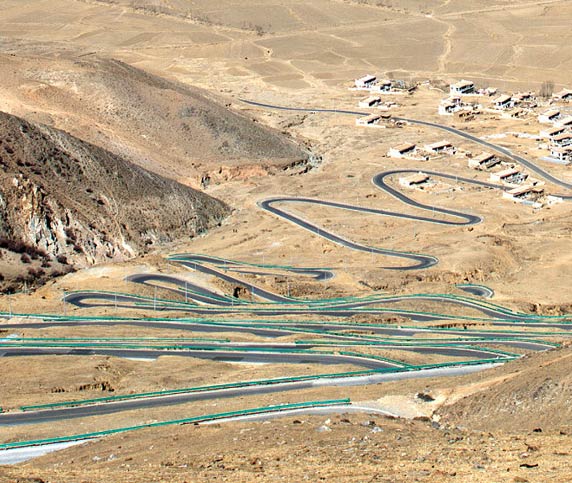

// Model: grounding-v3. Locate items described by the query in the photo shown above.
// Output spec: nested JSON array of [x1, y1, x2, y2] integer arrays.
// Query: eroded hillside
[[0, 111, 229, 291]]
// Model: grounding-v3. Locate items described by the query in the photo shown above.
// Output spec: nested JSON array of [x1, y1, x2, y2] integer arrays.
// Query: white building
[[355, 74, 377, 90], [468, 153, 500, 170], [424, 140, 456, 154], [541, 126, 566, 139], [550, 146, 572, 163], [399, 172, 429, 188], [553, 89, 572, 102], [371, 80, 392, 93], [450, 80, 475, 95], [493, 94, 513, 110], [490, 167, 527, 185], [551, 133, 572, 147], [538, 109, 560, 124], [388, 143, 417, 158], [356, 114, 382, 127], [358, 96, 382, 108], [503, 184, 544, 207], [438, 97, 463, 115], [556, 116, 572, 128]]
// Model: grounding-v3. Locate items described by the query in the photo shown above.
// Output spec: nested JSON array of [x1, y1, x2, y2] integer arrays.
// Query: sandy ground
[[1, 0, 572, 480]]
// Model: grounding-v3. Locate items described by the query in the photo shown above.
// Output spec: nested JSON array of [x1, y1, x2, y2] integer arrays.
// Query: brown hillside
[[0, 110, 229, 282], [0, 50, 310, 184], [438, 345, 572, 433]]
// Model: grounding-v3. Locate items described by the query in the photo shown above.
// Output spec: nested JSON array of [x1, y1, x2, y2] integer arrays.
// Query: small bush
[[20, 253, 31, 264]]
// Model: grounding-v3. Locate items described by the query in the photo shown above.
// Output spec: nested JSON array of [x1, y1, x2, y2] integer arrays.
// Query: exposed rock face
[[0, 111, 230, 266]]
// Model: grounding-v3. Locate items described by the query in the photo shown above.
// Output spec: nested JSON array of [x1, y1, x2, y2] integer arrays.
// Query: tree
[[540, 80, 555, 99]]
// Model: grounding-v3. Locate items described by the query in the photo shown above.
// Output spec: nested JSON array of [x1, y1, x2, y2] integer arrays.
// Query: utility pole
[[185, 281, 188, 304], [8, 294, 12, 318]]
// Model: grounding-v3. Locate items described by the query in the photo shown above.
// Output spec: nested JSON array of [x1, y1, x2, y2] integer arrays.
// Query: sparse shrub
[[56, 255, 68, 265], [20, 253, 31, 264]]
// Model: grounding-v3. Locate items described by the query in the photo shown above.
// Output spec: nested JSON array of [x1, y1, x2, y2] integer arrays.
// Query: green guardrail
[[2, 399, 351, 450], [18, 356, 512, 414]]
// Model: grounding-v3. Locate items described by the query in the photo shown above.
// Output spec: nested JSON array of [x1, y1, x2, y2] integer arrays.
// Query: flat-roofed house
[[556, 116, 572, 128], [355, 74, 377, 89], [538, 109, 560, 124], [356, 114, 381, 127], [553, 89, 572, 102], [424, 140, 456, 154], [468, 153, 500, 170], [490, 167, 527, 185], [450, 80, 475, 95], [513, 92, 534, 103], [438, 98, 463, 115], [503, 184, 545, 205], [550, 146, 572, 163], [541, 125, 566, 138], [399, 172, 429, 188], [358, 96, 382, 108], [388, 143, 417, 158], [371, 80, 392, 92], [551, 133, 572, 147], [493, 94, 513, 110]]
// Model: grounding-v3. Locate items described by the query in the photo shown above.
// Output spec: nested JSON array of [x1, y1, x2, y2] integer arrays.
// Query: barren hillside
[[438, 346, 572, 433], [0, 111, 229, 290], [0, 51, 310, 184]]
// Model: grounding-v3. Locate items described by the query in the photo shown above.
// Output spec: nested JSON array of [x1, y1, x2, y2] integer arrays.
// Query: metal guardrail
[[17, 357, 509, 413], [1, 399, 352, 450]]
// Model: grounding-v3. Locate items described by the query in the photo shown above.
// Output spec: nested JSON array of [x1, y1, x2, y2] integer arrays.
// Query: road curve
[[240, 99, 572, 197]]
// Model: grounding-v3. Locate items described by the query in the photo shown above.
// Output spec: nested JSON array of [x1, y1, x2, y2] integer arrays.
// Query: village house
[[541, 125, 566, 139], [438, 97, 464, 115], [493, 94, 513, 110], [538, 109, 560, 124], [551, 132, 572, 147], [356, 114, 382, 127], [490, 167, 528, 185], [468, 153, 500, 170], [424, 140, 456, 154], [556, 116, 572, 128], [399, 172, 430, 188], [354, 74, 377, 90], [388, 143, 417, 158], [513, 92, 535, 103], [450, 80, 475, 95], [371, 80, 392, 93], [550, 146, 572, 163], [358, 96, 381, 108], [553, 89, 572, 102], [503, 184, 545, 207]]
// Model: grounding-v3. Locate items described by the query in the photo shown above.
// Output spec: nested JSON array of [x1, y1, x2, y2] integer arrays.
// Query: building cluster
[[350, 74, 567, 208], [353, 74, 407, 95], [537, 108, 572, 163]]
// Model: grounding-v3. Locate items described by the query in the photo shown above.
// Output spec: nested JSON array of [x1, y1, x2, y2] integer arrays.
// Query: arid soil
[[1, 0, 572, 481]]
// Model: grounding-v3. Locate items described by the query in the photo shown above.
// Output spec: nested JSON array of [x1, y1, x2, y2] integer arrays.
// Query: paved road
[[0, 346, 403, 370], [0, 362, 500, 427], [240, 99, 572, 196]]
